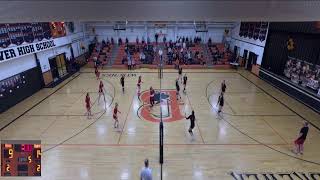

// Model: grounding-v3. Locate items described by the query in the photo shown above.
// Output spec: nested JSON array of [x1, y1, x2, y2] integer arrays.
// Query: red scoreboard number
[[1, 140, 41, 176]]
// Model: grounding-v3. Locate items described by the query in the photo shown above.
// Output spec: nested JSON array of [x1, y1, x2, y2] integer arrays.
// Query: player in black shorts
[[186, 110, 195, 136], [217, 93, 224, 113], [221, 80, 226, 94], [178, 67, 183, 82], [293, 121, 309, 155], [120, 75, 125, 93], [176, 78, 181, 100], [183, 74, 187, 93]]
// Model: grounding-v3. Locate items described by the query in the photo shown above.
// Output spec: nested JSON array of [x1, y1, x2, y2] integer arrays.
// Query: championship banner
[[0, 37, 69, 64]]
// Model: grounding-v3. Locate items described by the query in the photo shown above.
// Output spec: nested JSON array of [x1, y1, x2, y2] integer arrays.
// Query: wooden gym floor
[[0, 68, 320, 180]]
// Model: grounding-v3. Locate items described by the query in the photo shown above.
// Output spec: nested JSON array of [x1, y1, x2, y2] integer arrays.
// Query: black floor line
[[42, 75, 116, 153], [260, 75, 320, 115], [205, 80, 320, 166], [237, 72, 320, 132], [0, 73, 81, 132]]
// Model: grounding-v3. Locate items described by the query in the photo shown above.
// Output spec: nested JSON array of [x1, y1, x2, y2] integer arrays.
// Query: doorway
[[243, 49, 248, 67], [233, 46, 238, 55], [48, 53, 68, 82], [247, 52, 258, 71], [49, 57, 59, 81]]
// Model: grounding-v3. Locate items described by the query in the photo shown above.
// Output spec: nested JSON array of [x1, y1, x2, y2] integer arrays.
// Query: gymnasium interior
[[0, 1, 320, 179]]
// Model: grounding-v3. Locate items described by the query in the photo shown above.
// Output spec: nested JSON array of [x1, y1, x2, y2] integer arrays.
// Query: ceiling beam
[[0, 1, 320, 23]]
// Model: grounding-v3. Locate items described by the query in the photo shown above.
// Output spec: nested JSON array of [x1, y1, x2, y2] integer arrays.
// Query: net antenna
[[159, 54, 164, 180]]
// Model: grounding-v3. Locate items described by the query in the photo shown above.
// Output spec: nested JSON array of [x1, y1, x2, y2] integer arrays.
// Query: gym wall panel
[[230, 22, 268, 65], [0, 54, 37, 81], [0, 67, 42, 113], [91, 26, 226, 43], [42, 70, 53, 86], [37, 45, 72, 73]]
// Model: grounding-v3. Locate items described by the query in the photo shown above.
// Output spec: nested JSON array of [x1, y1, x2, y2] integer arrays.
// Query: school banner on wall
[[0, 37, 69, 64]]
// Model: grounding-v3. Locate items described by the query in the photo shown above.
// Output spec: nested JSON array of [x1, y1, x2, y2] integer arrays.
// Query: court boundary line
[[41, 143, 288, 147], [237, 72, 320, 132], [261, 118, 290, 145], [206, 95, 320, 166], [205, 74, 320, 166], [207, 94, 297, 117], [42, 110, 107, 153], [41, 73, 116, 153], [117, 92, 136, 144], [0, 73, 81, 132]]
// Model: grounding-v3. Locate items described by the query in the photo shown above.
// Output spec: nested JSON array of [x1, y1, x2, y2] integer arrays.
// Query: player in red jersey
[[137, 76, 143, 96], [85, 93, 92, 118], [98, 80, 106, 103], [113, 103, 121, 128], [95, 66, 100, 80], [150, 86, 155, 107]]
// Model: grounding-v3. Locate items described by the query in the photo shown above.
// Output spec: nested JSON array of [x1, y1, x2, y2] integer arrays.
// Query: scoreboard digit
[[1, 140, 41, 176]]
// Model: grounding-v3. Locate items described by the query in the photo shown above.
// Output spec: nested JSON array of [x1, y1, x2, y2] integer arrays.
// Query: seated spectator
[[102, 40, 106, 47], [187, 51, 192, 64], [140, 51, 146, 64], [122, 55, 127, 64], [183, 42, 186, 49], [168, 47, 172, 54], [132, 56, 136, 69]]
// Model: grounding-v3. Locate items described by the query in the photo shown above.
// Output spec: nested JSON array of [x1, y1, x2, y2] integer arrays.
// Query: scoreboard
[[1, 140, 41, 176]]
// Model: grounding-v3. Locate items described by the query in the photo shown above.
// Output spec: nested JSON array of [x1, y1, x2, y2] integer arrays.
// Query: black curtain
[[262, 22, 320, 75]]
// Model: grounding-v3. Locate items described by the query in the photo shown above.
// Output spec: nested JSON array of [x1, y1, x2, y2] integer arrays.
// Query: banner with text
[[0, 37, 69, 64]]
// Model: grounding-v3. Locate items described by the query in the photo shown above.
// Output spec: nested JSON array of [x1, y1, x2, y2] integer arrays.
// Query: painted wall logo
[[230, 171, 320, 180], [102, 73, 136, 78], [138, 90, 184, 123]]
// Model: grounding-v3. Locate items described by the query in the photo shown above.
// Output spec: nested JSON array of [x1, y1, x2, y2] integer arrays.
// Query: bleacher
[[87, 42, 114, 68], [88, 39, 234, 69], [208, 43, 231, 65]]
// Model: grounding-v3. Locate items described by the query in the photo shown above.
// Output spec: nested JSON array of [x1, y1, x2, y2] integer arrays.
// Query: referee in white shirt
[[140, 159, 152, 180]]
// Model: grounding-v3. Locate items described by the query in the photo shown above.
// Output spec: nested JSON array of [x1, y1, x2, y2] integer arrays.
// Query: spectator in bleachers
[[155, 33, 159, 44], [142, 36, 145, 44], [122, 55, 127, 65], [140, 51, 146, 64], [132, 56, 136, 69], [208, 38, 212, 46], [187, 50, 192, 64], [147, 37, 151, 44], [107, 38, 110, 45], [163, 36, 166, 43], [127, 53, 132, 70], [111, 37, 114, 45], [102, 40, 106, 47], [201, 53, 205, 65], [118, 38, 122, 45], [159, 48, 163, 61]]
